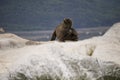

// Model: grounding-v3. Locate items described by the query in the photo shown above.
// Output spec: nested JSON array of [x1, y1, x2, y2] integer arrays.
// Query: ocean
[[8, 27, 109, 41]]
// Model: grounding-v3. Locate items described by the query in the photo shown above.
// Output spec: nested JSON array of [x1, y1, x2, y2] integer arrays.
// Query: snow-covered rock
[[0, 22, 120, 80]]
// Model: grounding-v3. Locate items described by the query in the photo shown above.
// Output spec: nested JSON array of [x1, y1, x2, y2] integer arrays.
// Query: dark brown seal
[[51, 18, 78, 42]]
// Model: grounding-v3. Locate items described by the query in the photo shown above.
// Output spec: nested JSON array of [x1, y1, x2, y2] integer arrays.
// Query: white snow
[[0, 23, 120, 80]]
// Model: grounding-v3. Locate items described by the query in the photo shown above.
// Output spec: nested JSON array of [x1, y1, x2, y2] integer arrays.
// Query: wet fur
[[51, 18, 78, 42]]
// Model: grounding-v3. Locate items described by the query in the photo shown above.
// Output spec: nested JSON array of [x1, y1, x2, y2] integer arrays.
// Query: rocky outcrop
[[92, 22, 120, 65], [0, 28, 5, 33], [0, 23, 120, 80], [0, 33, 44, 49]]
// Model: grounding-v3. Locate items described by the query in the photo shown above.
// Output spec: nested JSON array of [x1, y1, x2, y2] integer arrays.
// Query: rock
[[104, 22, 120, 39], [0, 28, 5, 33], [0, 23, 120, 80], [93, 22, 120, 65], [0, 33, 45, 49], [0, 33, 28, 49]]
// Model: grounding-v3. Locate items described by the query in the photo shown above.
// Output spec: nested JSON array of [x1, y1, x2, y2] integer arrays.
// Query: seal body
[[51, 18, 78, 42]]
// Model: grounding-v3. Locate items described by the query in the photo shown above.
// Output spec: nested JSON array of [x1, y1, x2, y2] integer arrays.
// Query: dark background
[[0, 0, 120, 31]]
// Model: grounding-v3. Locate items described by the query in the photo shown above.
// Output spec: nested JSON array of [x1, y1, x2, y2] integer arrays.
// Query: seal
[[51, 18, 78, 42]]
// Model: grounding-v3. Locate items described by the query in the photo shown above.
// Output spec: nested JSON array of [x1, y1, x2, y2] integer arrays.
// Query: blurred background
[[0, 0, 120, 41]]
